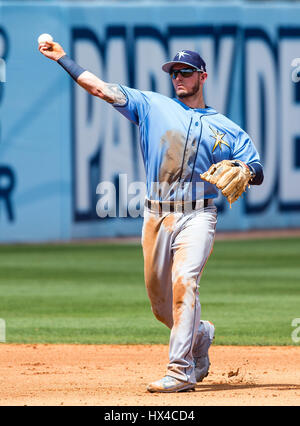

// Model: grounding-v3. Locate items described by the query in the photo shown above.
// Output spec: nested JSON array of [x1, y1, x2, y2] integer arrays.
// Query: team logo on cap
[[176, 50, 190, 59], [209, 126, 230, 152]]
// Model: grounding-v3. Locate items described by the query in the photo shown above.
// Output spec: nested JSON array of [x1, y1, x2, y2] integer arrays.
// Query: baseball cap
[[162, 50, 206, 73]]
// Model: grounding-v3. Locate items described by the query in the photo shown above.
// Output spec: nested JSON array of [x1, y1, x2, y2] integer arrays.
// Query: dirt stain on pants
[[142, 204, 217, 383]]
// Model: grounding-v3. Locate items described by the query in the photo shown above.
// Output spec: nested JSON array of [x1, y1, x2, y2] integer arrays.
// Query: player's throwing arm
[[38, 35, 126, 105]]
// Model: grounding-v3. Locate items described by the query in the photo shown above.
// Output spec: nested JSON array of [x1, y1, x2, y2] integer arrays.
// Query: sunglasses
[[170, 68, 202, 79]]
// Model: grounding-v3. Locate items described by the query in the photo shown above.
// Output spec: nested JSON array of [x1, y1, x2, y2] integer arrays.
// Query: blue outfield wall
[[0, 1, 300, 242]]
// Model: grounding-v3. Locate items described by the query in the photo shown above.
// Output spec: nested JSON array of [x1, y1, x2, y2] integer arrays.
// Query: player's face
[[171, 64, 206, 99]]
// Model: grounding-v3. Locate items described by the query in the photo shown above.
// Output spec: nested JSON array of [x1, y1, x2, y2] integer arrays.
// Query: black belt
[[145, 199, 209, 213]]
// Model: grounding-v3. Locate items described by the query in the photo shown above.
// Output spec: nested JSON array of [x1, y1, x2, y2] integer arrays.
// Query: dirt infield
[[0, 344, 299, 406]]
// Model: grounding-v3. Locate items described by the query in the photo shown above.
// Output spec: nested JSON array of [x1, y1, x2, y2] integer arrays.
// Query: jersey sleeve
[[112, 85, 150, 126], [232, 129, 264, 185], [232, 129, 261, 164]]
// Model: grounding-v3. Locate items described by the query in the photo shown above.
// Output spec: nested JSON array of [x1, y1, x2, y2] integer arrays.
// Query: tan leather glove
[[200, 160, 252, 206]]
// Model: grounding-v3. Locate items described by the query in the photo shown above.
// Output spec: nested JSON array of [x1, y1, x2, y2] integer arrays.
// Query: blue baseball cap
[[162, 50, 206, 73]]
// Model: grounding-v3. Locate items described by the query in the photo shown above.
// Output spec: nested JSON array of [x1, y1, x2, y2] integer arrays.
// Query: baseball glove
[[200, 160, 252, 206]]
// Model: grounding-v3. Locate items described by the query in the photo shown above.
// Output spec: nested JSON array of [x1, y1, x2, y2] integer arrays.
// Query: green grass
[[0, 238, 299, 345]]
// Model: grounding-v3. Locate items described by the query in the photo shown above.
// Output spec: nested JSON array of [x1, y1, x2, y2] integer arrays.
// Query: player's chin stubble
[[176, 80, 200, 99]]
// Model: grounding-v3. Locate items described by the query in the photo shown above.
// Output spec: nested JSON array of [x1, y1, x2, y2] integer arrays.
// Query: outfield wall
[[0, 1, 300, 242]]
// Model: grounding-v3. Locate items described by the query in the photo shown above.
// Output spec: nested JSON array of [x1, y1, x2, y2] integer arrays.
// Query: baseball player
[[39, 41, 263, 393]]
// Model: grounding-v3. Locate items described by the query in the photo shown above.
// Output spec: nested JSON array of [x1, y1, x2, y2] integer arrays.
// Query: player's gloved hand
[[200, 159, 253, 206], [39, 41, 66, 62]]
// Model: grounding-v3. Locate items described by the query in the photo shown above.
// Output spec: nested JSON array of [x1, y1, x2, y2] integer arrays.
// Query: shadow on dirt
[[195, 383, 300, 392]]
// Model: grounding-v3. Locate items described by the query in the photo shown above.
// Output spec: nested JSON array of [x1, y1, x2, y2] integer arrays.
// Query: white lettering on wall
[[280, 39, 300, 204]]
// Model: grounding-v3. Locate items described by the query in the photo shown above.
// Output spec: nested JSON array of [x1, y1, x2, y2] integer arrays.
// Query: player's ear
[[199, 72, 208, 84]]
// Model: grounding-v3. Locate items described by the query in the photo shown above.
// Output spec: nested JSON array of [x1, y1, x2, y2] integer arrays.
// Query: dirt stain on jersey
[[159, 130, 185, 185], [159, 130, 198, 201]]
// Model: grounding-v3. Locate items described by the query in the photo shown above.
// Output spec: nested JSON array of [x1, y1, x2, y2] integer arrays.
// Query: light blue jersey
[[113, 86, 262, 202]]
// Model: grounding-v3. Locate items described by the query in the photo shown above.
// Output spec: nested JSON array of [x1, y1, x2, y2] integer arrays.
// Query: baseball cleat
[[193, 320, 215, 382], [147, 375, 196, 393]]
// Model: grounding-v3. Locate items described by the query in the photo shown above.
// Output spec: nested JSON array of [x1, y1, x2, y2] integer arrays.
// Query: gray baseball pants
[[142, 198, 217, 384]]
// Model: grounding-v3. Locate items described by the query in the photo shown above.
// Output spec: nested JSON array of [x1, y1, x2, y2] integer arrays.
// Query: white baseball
[[38, 33, 53, 44]]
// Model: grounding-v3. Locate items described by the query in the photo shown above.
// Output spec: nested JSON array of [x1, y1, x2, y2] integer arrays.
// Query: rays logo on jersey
[[209, 126, 230, 152]]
